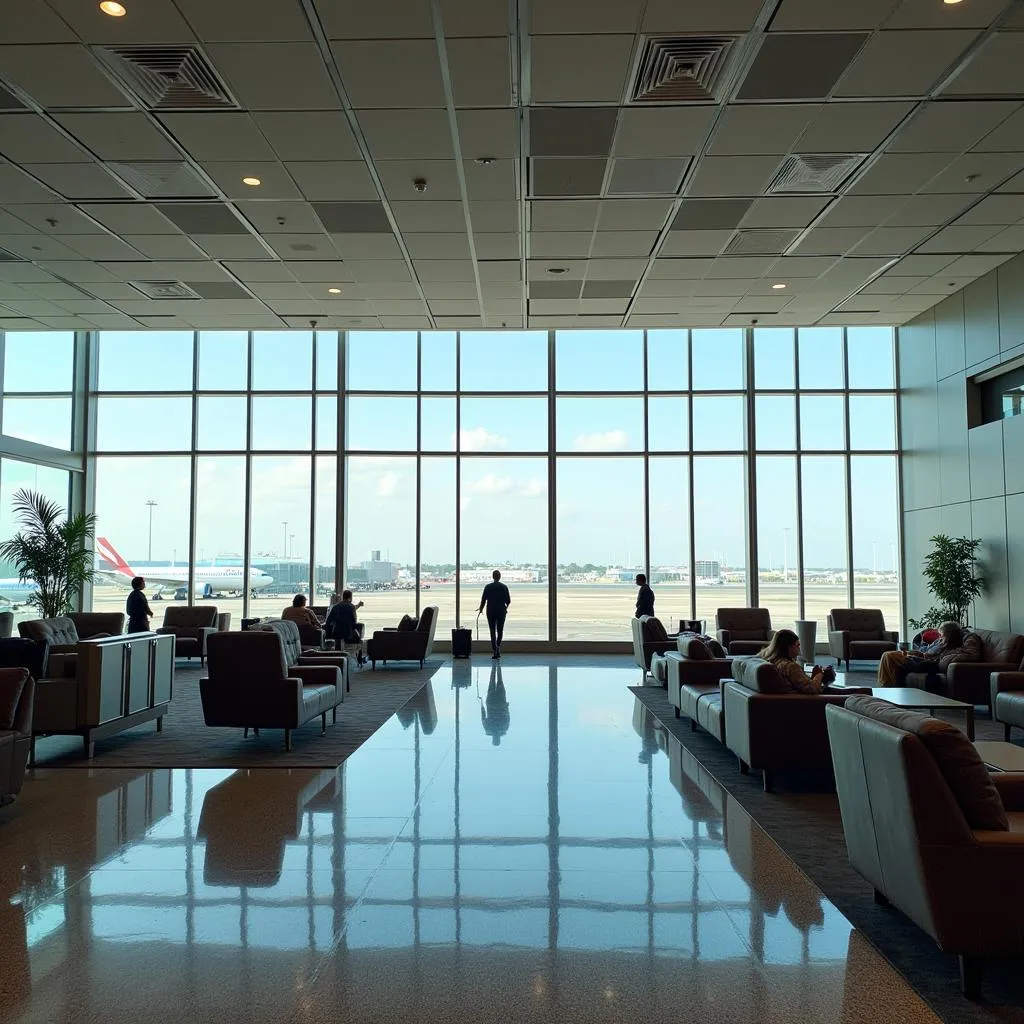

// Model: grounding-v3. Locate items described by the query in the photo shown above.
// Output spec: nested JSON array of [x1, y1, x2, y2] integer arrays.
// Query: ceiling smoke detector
[[412, 178, 428, 192]]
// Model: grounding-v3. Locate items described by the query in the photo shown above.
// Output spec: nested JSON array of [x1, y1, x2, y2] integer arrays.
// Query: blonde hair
[[758, 628, 799, 662]]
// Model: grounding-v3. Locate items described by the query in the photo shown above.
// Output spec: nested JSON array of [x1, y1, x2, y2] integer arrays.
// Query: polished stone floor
[[0, 657, 939, 1023]]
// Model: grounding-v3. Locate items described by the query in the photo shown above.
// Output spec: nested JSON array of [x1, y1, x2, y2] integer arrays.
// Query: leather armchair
[[827, 608, 898, 668], [367, 606, 438, 669], [826, 695, 1024, 999], [200, 630, 343, 751], [0, 669, 34, 806], [631, 615, 678, 673], [715, 608, 774, 655], [69, 612, 124, 638], [991, 669, 1024, 740], [18, 616, 82, 678], [258, 619, 350, 694], [157, 605, 219, 664], [665, 640, 734, 743]]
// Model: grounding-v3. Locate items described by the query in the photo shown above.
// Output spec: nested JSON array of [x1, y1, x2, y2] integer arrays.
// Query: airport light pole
[[282, 521, 288, 559], [146, 500, 157, 561]]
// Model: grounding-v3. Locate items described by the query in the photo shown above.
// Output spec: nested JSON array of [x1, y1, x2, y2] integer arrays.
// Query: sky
[[0, 327, 899, 572]]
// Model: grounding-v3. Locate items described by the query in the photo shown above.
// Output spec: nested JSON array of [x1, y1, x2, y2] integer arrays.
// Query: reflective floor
[[0, 658, 938, 1023]]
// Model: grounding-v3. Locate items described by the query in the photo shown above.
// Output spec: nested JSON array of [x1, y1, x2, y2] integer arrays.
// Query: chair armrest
[[826, 684, 872, 696], [155, 627, 176, 636], [198, 626, 217, 652], [827, 630, 847, 655], [992, 774, 1024, 812], [883, 631, 899, 643], [291, 664, 342, 688], [949, 661, 1016, 684], [12, 674, 35, 735], [992, 671, 1024, 695], [678, 659, 734, 685], [716, 629, 731, 647], [766, 628, 776, 641]]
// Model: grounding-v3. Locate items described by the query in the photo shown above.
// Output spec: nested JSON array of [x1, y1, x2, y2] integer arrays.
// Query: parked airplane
[[0, 579, 39, 606], [95, 538, 274, 600]]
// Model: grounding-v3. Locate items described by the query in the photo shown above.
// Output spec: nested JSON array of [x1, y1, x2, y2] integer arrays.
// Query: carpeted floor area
[[31, 659, 441, 769], [630, 680, 1024, 1024]]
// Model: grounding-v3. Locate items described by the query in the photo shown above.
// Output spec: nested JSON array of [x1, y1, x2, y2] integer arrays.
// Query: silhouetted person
[[481, 663, 509, 745], [635, 573, 655, 618], [126, 576, 153, 633], [478, 569, 511, 659], [325, 589, 365, 664], [282, 593, 321, 630]]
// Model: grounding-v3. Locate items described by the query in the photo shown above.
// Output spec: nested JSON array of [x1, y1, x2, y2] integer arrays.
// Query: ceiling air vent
[[724, 229, 799, 256], [630, 36, 739, 103], [129, 280, 202, 299], [767, 153, 866, 195], [107, 161, 214, 199], [92, 45, 238, 110]]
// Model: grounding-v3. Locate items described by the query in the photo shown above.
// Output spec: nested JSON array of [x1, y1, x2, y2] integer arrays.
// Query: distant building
[[356, 550, 397, 585], [695, 560, 721, 581], [461, 568, 541, 584]]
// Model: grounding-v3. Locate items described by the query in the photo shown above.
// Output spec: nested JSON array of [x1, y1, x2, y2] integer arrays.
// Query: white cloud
[[468, 473, 514, 495], [519, 478, 545, 498], [572, 429, 628, 452], [376, 472, 401, 498], [456, 426, 508, 451]]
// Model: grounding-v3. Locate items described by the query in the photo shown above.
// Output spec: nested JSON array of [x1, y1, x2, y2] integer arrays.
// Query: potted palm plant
[[0, 488, 98, 619], [908, 534, 985, 631]]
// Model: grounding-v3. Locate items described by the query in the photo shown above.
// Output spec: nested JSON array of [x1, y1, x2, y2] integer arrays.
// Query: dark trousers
[[487, 611, 506, 654]]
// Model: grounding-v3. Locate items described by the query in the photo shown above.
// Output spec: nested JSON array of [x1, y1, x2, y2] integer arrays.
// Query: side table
[[794, 619, 817, 664]]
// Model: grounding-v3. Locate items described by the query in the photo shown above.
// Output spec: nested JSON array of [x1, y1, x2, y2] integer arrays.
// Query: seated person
[[281, 594, 322, 630], [758, 628, 835, 694], [325, 590, 365, 662], [877, 621, 979, 687]]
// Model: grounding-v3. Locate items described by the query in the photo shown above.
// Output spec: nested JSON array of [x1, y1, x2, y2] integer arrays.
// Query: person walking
[[635, 573, 655, 618], [478, 569, 511, 659], [126, 576, 153, 633]]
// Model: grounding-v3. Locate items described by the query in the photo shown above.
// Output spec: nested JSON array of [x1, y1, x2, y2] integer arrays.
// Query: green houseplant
[[0, 488, 98, 620], [908, 534, 985, 631]]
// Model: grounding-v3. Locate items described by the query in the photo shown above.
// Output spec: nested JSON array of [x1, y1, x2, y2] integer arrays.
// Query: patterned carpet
[[31, 659, 442, 769]]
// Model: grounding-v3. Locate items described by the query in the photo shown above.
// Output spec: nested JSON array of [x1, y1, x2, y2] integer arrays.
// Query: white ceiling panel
[[660, 231, 733, 257], [836, 31, 980, 98], [642, 0, 762, 32], [710, 105, 821, 156], [530, 201, 600, 232], [0, 45, 131, 109], [439, 0, 510, 37], [207, 43, 340, 110], [976, 225, 1024, 251], [953, 193, 1024, 225], [847, 153, 953, 196], [285, 162, 380, 202], [532, 0, 643, 34], [77, 203, 179, 235], [358, 110, 454, 161], [921, 152, 1024, 194], [332, 41, 446, 108], [884, 193, 975, 226], [55, 112, 184, 162], [886, 0, 1011, 30], [200, 162, 302, 201], [740, 197, 830, 229], [0, 0, 76, 44], [888, 101, 1020, 154], [447, 38, 511, 107], [158, 114, 277, 162], [942, 33, 1024, 96], [5, 203, 104, 234], [391, 201, 467, 232], [794, 102, 913, 153], [0, 114, 89, 163], [403, 233, 472, 260], [530, 36, 635, 103], [251, 112, 361, 162], [456, 110, 518, 161], [613, 108, 715, 158], [122, 235, 205, 260], [21, 163, 131, 200], [317, 0, 435, 39], [915, 223, 1004, 253], [687, 156, 783, 198], [771, 0, 895, 31], [172, 0, 314, 42], [376, 160, 462, 201], [46, 0, 194, 42]]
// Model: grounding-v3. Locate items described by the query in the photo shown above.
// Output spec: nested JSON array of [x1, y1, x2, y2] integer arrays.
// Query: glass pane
[[313, 455, 337, 603], [460, 457, 548, 640], [556, 331, 642, 391], [801, 455, 848, 637], [693, 458, 747, 628], [421, 331, 456, 390], [461, 331, 547, 391], [848, 394, 896, 450], [799, 395, 845, 450], [316, 396, 337, 450], [756, 456, 799, 632], [4, 332, 73, 391], [96, 397, 192, 451], [647, 396, 688, 451], [344, 457, 416, 634], [847, 326, 895, 389], [851, 456, 900, 630], [346, 396, 417, 451], [92, 456, 192, 619], [556, 457, 643, 640], [198, 331, 247, 390], [646, 329, 688, 391], [315, 331, 338, 390], [555, 397, 643, 451], [461, 396, 547, 451], [754, 395, 796, 450], [252, 331, 312, 390], [753, 328, 794, 390], [2, 397, 72, 449], [648, 457, 692, 626], [420, 458, 456, 634], [197, 396, 246, 450], [421, 397, 456, 451], [347, 331, 416, 390], [99, 331, 194, 391], [195, 456, 246, 617], [798, 327, 843, 389], [692, 329, 744, 390], [252, 396, 312, 450], [692, 395, 745, 451], [250, 456, 312, 605]]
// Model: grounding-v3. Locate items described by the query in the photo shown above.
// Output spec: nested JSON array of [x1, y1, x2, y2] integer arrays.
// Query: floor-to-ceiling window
[[79, 326, 901, 643]]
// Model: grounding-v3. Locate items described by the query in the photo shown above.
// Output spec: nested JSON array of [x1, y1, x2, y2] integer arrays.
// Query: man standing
[[478, 570, 511, 659], [635, 573, 655, 618]]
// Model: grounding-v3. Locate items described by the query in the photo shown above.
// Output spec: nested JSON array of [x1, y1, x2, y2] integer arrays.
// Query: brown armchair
[[827, 608, 898, 668], [665, 638, 734, 743], [259, 619, 350, 694], [0, 668, 34, 806], [826, 695, 1024, 999], [69, 612, 124, 638], [631, 615, 678, 673], [18, 616, 83, 678], [715, 607, 774, 656], [367, 606, 438, 669], [157, 605, 219, 664], [200, 630, 343, 751]]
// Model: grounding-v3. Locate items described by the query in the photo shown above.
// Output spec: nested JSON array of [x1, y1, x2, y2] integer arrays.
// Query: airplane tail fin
[[97, 537, 135, 577]]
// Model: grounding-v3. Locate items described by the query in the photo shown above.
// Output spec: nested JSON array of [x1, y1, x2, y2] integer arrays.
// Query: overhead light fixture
[[943, 0, 963, 5], [772, 283, 787, 290], [547, 267, 569, 275], [241, 176, 261, 186], [328, 287, 341, 294], [474, 156, 495, 165], [100, 1, 127, 15]]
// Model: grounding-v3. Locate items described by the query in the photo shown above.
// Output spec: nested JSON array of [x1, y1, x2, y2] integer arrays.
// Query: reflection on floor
[[0, 658, 939, 1023]]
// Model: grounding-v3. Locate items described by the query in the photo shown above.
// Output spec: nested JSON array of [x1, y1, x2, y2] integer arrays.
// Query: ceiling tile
[[201, 161, 302, 200], [333, 40, 445, 108], [590, 231, 655, 258], [55, 112, 184, 162], [318, 0, 434, 39], [942, 32, 1024, 96], [252, 112, 361, 162], [530, 232, 592, 258], [835, 31, 979, 98], [5, 203, 104, 234], [770, 0, 895, 30], [915, 223, 1003, 253], [0, 0, 77, 43], [0, 114, 89, 163], [660, 230, 733, 257], [330, 233, 404, 259], [358, 109, 454, 160], [642, 0, 763, 32], [532, 0, 643, 33], [531, 200, 600, 231], [464, 159, 517, 201], [391, 201, 467, 232], [207, 43, 340, 110], [473, 233, 520, 259], [469, 201, 519, 232], [954, 193, 1024, 225], [597, 200, 672, 231], [790, 227, 870, 256], [77, 203, 178, 234], [711, 104, 821, 156], [439, 0, 510, 37], [312, 202, 393, 233], [530, 36, 634, 103], [531, 159, 606, 197], [457, 109, 518, 161], [883, 193, 974, 226], [376, 159, 461, 200], [612, 107, 716, 158], [795, 102, 913, 152], [158, 113, 277, 162], [236, 200, 323, 234], [0, 45, 131, 109], [46, 0, 193, 41], [607, 158, 686, 195], [922, 152, 1024, 194], [172, 0, 313, 41], [267, 234, 340, 261], [531, 107, 618, 158], [849, 225, 933, 256], [738, 34, 868, 100], [285, 161, 380, 201], [404, 233, 472, 259], [888, 100, 1019, 154], [673, 199, 752, 231], [975, 225, 1024, 251], [846, 153, 952, 195], [155, 203, 251, 235], [687, 156, 783, 197], [448, 38, 511, 106], [122, 235, 205, 260], [740, 196, 829, 229], [63, 235, 146, 261], [21, 163, 130, 200]]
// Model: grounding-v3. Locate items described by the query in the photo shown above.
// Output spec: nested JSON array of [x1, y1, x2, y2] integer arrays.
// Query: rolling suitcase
[[451, 627, 472, 659]]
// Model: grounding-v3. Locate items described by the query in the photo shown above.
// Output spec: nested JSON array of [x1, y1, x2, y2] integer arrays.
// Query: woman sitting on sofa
[[758, 628, 836, 694]]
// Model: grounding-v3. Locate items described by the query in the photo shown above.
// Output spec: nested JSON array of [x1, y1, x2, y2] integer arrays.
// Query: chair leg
[[1005, 723, 1012, 742], [284, 729, 292, 752], [762, 770, 773, 793], [738, 758, 749, 775], [689, 718, 696, 731], [673, 705, 679, 718], [244, 727, 249, 738], [254, 728, 259, 736], [321, 712, 327, 734], [156, 716, 163, 733], [332, 706, 337, 724], [959, 955, 984, 1000], [873, 888, 891, 907]]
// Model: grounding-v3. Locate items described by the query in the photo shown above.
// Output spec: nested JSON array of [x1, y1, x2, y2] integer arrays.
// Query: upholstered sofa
[[665, 639, 734, 743], [0, 669, 34, 807], [989, 663, 1024, 740], [257, 619, 350, 694], [18, 613, 125, 677], [631, 616, 679, 674], [156, 605, 219, 664], [827, 608, 898, 668], [826, 695, 1024, 998], [914, 628, 1024, 711], [200, 630, 344, 751], [367, 606, 438, 669], [715, 608, 774, 656]]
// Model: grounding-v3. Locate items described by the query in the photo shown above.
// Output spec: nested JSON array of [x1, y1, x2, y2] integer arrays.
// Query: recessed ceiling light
[[241, 175, 261, 186], [772, 282, 787, 290], [328, 287, 341, 294], [943, 0, 963, 5], [547, 267, 569, 275], [474, 156, 495, 165], [100, 1, 127, 15]]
